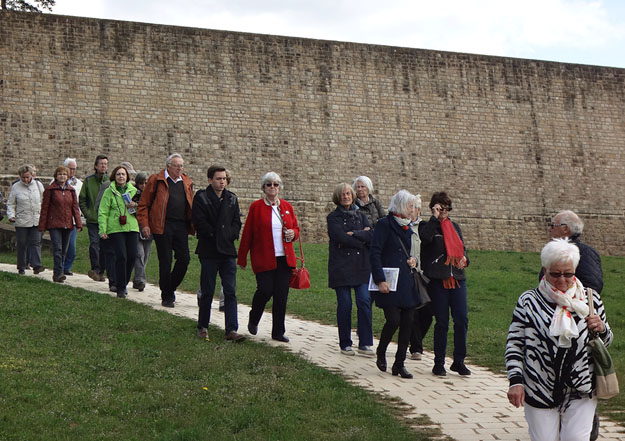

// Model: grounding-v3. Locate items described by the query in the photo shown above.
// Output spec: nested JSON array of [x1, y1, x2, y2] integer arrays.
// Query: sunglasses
[[549, 272, 575, 279], [266, 182, 280, 188], [549, 223, 567, 229]]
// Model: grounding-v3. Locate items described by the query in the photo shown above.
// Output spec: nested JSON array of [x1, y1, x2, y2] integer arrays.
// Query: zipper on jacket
[[432, 253, 444, 264]]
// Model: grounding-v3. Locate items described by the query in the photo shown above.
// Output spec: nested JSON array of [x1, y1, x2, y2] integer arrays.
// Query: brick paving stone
[[4, 263, 622, 441]]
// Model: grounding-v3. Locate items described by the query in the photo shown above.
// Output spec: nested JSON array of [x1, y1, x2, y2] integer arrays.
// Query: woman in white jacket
[[7, 165, 45, 275]]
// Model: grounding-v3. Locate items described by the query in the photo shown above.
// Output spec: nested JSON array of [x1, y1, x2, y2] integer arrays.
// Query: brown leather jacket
[[136, 169, 194, 236]]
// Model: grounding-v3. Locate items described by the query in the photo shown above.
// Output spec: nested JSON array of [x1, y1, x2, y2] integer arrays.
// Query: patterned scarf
[[440, 218, 464, 289], [539, 276, 589, 348]]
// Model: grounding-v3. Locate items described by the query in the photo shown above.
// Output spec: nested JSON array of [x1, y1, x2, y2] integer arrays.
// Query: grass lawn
[[1, 223, 624, 434]]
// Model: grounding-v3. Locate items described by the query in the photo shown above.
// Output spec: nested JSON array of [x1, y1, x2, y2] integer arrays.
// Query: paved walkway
[[3, 263, 623, 441]]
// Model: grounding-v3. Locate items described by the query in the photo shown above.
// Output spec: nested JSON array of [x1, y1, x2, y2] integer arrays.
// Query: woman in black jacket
[[419, 192, 470, 377], [327, 183, 374, 356], [370, 190, 422, 379]]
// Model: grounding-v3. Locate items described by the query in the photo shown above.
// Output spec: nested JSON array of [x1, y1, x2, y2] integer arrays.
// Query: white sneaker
[[357, 346, 375, 357], [410, 351, 422, 360], [341, 346, 355, 356]]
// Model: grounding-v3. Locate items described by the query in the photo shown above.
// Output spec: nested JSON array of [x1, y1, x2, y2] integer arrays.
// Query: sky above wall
[[51, 0, 625, 68]]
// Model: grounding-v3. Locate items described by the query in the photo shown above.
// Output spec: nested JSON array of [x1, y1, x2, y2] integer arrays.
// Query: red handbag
[[289, 236, 310, 289]]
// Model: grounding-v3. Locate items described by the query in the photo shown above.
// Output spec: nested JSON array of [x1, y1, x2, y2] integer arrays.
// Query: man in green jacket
[[79, 154, 109, 282]]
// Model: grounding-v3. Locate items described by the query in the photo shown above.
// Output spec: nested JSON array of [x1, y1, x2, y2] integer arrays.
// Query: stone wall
[[1, 11, 624, 254]]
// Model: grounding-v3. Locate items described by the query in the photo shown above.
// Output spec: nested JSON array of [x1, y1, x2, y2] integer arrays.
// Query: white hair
[[166, 153, 183, 166], [555, 210, 584, 236], [352, 176, 373, 194], [388, 189, 414, 217], [63, 157, 77, 167], [413, 193, 422, 209], [261, 171, 282, 189], [540, 238, 580, 270]]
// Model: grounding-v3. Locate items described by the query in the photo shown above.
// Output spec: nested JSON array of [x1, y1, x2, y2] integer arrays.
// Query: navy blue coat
[[369, 214, 420, 308], [327, 206, 372, 289]]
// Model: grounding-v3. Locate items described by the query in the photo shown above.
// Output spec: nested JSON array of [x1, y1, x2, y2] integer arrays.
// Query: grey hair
[[166, 153, 183, 166], [17, 164, 35, 176], [261, 171, 282, 189], [63, 157, 77, 167], [413, 193, 422, 209], [555, 210, 584, 236], [135, 171, 149, 185], [541, 238, 580, 270], [352, 176, 373, 194], [388, 189, 415, 216]]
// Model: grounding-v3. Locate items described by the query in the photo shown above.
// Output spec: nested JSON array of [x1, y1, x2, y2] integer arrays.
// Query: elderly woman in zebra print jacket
[[505, 238, 613, 441]]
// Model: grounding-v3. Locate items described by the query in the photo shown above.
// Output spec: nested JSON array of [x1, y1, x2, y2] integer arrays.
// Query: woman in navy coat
[[370, 189, 422, 379], [327, 183, 374, 356]]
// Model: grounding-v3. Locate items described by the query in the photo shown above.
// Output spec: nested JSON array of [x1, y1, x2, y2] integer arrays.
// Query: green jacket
[[98, 182, 139, 235], [79, 173, 110, 224]]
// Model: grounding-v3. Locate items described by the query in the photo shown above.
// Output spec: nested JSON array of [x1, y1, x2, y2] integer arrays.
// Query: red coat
[[237, 198, 300, 273], [39, 181, 82, 231]]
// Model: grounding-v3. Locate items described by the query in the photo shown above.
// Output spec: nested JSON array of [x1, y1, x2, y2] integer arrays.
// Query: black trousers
[[109, 231, 138, 294], [377, 305, 416, 368], [153, 220, 190, 303], [250, 256, 291, 338], [409, 303, 433, 354]]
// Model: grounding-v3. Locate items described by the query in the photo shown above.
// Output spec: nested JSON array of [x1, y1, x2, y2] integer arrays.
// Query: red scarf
[[440, 218, 464, 289]]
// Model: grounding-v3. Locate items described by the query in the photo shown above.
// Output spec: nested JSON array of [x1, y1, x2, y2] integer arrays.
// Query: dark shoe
[[450, 362, 471, 376], [133, 282, 145, 292], [247, 322, 258, 335], [218, 305, 225, 312], [98, 273, 106, 282], [272, 335, 290, 343], [225, 331, 246, 342], [18, 269, 25, 275], [432, 365, 447, 377], [52, 274, 66, 283], [392, 365, 413, 379], [63, 270, 73, 276], [116, 291, 127, 299], [590, 409, 599, 441], [33, 266, 45, 274], [161, 300, 175, 308], [87, 270, 99, 281], [376, 356, 387, 372], [109, 286, 117, 293]]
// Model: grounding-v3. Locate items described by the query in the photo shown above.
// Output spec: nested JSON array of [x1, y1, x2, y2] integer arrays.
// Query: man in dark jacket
[[547, 209, 603, 441], [192, 165, 244, 342]]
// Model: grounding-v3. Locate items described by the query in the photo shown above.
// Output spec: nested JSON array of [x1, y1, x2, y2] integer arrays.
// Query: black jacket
[[419, 216, 468, 281], [327, 206, 372, 289], [192, 186, 241, 258]]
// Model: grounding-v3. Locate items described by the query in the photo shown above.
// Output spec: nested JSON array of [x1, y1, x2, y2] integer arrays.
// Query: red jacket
[[136, 169, 194, 236], [237, 198, 300, 273], [39, 181, 82, 231]]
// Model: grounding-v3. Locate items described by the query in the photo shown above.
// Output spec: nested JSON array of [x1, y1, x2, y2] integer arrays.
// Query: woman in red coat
[[39, 166, 82, 283], [237, 172, 299, 342]]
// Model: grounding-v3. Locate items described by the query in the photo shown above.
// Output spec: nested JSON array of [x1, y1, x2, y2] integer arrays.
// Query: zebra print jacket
[[505, 287, 613, 409]]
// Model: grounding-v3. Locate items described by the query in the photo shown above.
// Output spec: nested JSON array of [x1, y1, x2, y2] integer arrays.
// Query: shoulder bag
[[395, 231, 430, 309], [587, 289, 619, 399], [289, 236, 311, 290]]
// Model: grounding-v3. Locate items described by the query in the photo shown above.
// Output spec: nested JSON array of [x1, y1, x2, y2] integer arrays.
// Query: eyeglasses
[[169, 164, 184, 169], [439, 206, 452, 212], [549, 223, 567, 229], [548, 271, 575, 279], [266, 182, 280, 188]]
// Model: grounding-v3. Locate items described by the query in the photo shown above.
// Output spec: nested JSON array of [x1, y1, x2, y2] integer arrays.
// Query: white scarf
[[539, 276, 589, 348]]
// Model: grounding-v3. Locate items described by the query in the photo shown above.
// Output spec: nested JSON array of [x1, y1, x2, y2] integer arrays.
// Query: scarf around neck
[[392, 214, 411, 230], [440, 218, 464, 288], [539, 276, 589, 348]]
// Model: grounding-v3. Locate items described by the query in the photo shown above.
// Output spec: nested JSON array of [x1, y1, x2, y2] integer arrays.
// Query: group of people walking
[[5, 158, 613, 440], [327, 177, 470, 380]]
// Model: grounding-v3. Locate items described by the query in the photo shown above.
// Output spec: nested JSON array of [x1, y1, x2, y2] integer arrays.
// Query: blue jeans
[[15, 226, 42, 270], [335, 284, 373, 349], [429, 279, 468, 366], [63, 227, 77, 272], [49, 228, 71, 277], [198, 257, 238, 334]]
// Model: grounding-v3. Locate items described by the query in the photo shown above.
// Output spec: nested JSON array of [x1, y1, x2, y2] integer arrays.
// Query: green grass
[[0, 272, 438, 441], [1, 224, 624, 431]]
